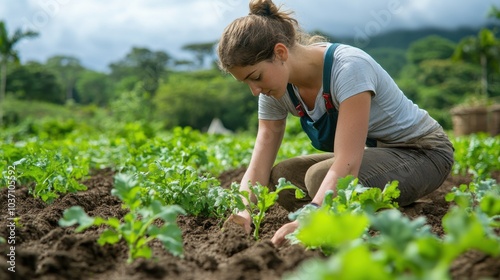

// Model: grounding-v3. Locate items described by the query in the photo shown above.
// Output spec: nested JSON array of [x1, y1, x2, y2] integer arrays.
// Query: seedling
[[59, 173, 186, 264], [238, 177, 305, 240], [287, 176, 400, 254], [332, 176, 400, 214]]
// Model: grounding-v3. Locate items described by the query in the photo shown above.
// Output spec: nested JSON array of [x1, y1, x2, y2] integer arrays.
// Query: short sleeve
[[258, 94, 289, 120], [333, 47, 378, 104]]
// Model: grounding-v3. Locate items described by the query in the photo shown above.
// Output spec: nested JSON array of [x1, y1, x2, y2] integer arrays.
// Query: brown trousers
[[269, 127, 454, 211]]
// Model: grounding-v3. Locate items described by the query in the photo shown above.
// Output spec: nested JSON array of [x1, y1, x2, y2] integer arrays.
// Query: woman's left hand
[[271, 220, 299, 247]]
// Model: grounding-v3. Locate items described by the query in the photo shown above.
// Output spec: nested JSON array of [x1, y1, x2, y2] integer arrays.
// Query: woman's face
[[229, 57, 288, 99]]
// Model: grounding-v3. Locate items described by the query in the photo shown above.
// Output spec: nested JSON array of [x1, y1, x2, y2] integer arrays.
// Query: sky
[[0, 0, 498, 72]]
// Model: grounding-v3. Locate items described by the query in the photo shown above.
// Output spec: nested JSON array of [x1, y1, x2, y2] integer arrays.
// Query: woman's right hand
[[224, 209, 252, 234]]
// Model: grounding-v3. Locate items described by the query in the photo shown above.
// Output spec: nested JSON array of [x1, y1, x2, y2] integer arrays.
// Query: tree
[[407, 35, 456, 65], [489, 5, 500, 20], [6, 61, 63, 103], [453, 28, 500, 98], [0, 21, 38, 126], [45, 56, 85, 102], [75, 70, 113, 106], [109, 47, 171, 97], [154, 69, 255, 131], [182, 42, 217, 68], [415, 59, 480, 108], [172, 59, 196, 71], [367, 48, 407, 78]]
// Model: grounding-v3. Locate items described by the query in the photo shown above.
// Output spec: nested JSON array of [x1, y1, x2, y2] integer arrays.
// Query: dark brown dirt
[[0, 168, 499, 280]]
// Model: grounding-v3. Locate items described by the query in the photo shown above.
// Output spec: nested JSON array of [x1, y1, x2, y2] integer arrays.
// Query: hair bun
[[249, 0, 279, 18]]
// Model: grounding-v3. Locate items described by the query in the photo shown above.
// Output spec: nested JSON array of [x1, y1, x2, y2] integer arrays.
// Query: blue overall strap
[[322, 43, 339, 95], [286, 43, 377, 149], [287, 43, 340, 116], [323, 43, 377, 147], [287, 83, 307, 118]]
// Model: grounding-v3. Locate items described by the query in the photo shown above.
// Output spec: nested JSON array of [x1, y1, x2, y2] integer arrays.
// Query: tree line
[[0, 5, 499, 131]]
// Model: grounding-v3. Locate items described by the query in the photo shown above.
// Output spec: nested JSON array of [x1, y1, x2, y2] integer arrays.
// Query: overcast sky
[[1, 0, 498, 72]]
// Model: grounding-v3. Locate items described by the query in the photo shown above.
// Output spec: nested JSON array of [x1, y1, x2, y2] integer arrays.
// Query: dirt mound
[[0, 168, 499, 280]]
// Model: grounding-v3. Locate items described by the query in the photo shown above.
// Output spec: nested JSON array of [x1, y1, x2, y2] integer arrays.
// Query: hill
[[331, 24, 500, 50]]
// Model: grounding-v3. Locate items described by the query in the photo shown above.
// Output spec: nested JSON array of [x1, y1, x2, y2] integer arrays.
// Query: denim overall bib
[[286, 43, 377, 152]]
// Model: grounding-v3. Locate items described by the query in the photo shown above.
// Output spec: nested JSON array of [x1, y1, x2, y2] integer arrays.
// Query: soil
[[1, 168, 499, 280]]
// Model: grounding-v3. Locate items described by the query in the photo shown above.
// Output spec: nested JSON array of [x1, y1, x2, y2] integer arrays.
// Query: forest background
[[1, 5, 500, 134]]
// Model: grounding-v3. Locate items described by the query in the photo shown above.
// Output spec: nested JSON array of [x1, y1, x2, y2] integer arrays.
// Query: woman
[[217, 0, 454, 246]]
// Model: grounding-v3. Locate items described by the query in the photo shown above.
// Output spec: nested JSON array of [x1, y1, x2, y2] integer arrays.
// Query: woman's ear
[[274, 43, 289, 62]]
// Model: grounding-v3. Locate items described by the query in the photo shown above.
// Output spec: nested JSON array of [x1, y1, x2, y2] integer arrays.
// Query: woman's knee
[[270, 156, 323, 211], [270, 158, 296, 186], [270, 155, 317, 187], [304, 159, 333, 198], [270, 154, 333, 211]]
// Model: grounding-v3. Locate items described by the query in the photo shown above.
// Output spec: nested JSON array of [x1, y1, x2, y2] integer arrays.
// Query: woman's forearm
[[311, 156, 361, 205]]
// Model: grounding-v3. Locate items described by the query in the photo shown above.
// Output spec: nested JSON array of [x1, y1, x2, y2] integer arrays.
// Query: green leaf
[[358, 181, 400, 213], [296, 208, 369, 250], [443, 206, 500, 257], [331, 245, 392, 279], [295, 188, 306, 199], [288, 203, 319, 222], [405, 236, 447, 272], [97, 229, 121, 245], [148, 224, 184, 257], [106, 217, 121, 229], [369, 209, 433, 252], [59, 206, 96, 232], [284, 244, 391, 280], [112, 173, 141, 209], [262, 192, 278, 210], [13, 158, 27, 166], [322, 190, 335, 207], [480, 194, 500, 217], [131, 245, 152, 262], [336, 175, 356, 191], [150, 201, 186, 222]]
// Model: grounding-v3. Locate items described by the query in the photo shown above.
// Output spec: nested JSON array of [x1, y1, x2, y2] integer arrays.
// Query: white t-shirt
[[257, 43, 439, 143]]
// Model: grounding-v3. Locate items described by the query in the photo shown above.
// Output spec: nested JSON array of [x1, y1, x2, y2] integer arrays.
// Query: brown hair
[[217, 0, 324, 72]]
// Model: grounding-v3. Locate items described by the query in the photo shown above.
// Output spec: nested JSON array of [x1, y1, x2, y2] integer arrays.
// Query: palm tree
[[0, 21, 39, 126], [453, 28, 500, 98], [489, 6, 500, 19]]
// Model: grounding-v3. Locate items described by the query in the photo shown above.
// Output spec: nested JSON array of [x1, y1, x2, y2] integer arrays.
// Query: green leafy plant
[[293, 207, 370, 256], [283, 244, 392, 280], [287, 176, 400, 253], [311, 176, 400, 216], [445, 178, 500, 232], [143, 162, 234, 218], [237, 177, 305, 239], [2, 142, 89, 202], [333, 176, 400, 214], [451, 134, 500, 180], [287, 177, 500, 280], [445, 178, 499, 207], [59, 173, 186, 264]]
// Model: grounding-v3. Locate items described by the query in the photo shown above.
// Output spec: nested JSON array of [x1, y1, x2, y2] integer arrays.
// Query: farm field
[[0, 124, 499, 280], [1, 2, 500, 279]]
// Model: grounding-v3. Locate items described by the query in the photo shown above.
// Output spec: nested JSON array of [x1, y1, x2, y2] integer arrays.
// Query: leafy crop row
[[284, 177, 500, 280], [60, 173, 185, 263], [1, 121, 499, 272], [0, 121, 317, 203], [451, 133, 500, 180]]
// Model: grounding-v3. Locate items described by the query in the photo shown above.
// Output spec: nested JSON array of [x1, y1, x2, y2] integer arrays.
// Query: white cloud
[[1, 0, 497, 71], [393, 0, 496, 29]]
